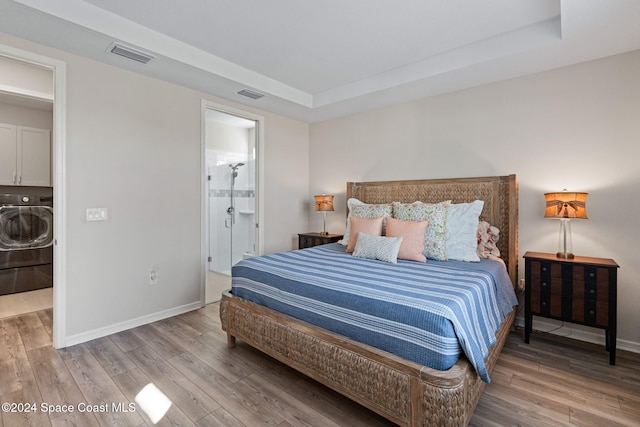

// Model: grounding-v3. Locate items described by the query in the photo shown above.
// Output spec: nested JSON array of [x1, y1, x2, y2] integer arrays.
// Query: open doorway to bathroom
[[203, 105, 261, 304]]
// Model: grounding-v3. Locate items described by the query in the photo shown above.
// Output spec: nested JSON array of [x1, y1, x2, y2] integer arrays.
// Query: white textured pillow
[[352, 232, 403, 264], [446, 200, 484, 262], [339, 198, 393, 245]]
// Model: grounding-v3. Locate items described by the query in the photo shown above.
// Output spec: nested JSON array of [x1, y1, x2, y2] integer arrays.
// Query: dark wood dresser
[[524, 251, 619, 364], [298, 232, 343, 249]]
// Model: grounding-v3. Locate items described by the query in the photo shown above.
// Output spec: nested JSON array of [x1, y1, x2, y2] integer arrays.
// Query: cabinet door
[[18, 127, 51, 186], [571, 265, 610, 327], [0, 124, 17, 185], [529, 260, 563, 317]]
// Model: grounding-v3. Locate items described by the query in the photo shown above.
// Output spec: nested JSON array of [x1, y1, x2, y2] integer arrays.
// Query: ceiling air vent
[[108, 42, 155, 64], [237, 89, 265, 100]]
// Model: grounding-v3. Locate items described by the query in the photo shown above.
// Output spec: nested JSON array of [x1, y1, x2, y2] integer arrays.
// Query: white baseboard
[[515, 316, 640, 355], [64, 301, 203, 348]]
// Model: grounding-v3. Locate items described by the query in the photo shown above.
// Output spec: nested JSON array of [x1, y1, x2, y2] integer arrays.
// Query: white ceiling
[[1, 0, 639, 122]]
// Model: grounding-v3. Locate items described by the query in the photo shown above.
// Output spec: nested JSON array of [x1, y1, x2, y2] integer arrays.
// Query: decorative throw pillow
[[339, 198, 393, 246], [446, 200, 484, 262], [346, 216, 384, 252], [385, 217, 428, 262], [392, 200, 451, 261], [477, 220, 501, 260], [352, 232, 403, 264]]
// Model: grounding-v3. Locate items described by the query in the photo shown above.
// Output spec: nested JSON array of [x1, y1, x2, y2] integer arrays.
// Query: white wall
[[262, 115, 311, 252], [0, 102, 52, 129], [0, 32, 309, 344], [205, 120, 250, 154], [0, 54, 53, 97], [310, 50, 640, 351]]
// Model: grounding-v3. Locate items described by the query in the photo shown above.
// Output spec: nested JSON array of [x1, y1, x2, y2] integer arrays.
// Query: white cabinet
[[0, 123, 51, 186], [0, 124, 18, 184], [18, 127, 51, 186]]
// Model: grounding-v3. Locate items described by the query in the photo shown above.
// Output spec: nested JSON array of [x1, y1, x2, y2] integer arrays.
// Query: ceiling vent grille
[[237, 89, 265, 100], [108, 42, 155, 64]]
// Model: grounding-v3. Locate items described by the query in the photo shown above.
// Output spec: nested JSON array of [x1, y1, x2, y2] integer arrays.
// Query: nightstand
[[298, 232, 343, 249], [524, 251, 619, 365]]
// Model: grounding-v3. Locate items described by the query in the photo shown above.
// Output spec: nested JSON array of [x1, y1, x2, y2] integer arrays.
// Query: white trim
[[0, 43, 67, 349], [200, 100, 265, 305], [52, 58, 67, 349], [0, 84, 53, 102], [515, 316, 640, 355], [64, 302, 202, 347], [618, 336, 640, 355], [200, 103, 207, 305]]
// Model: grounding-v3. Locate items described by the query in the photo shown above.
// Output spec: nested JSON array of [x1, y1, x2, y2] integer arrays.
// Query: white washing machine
[[0, 186, 53, 296]]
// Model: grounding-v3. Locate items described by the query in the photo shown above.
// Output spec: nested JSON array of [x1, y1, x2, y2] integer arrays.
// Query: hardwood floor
[[1, 304, 638, 426]]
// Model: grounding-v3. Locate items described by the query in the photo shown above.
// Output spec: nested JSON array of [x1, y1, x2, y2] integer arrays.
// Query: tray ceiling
[[1, 0, 639, 122]]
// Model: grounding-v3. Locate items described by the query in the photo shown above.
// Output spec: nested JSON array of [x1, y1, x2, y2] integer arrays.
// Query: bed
[[220, 174, 518, 426]]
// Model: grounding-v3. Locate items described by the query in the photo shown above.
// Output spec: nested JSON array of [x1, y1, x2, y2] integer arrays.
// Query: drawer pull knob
[[589, 289, 595, 294], [542, 282, 548, 287], [589, 272, 595, 278], [541, 301, 547, 306], [542, 267, 547, 272], [589, 310, 595, 315]]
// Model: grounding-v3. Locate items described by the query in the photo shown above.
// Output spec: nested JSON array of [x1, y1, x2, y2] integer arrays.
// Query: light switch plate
[[86, 208, 108, 221]]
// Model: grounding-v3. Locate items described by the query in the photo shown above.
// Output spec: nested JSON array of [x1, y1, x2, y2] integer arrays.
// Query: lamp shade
[[544, 192, 588, 219], [314, 194, 334, 212]]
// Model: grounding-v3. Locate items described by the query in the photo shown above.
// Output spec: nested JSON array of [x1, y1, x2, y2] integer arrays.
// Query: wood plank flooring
[[1, 304, 638, 426]]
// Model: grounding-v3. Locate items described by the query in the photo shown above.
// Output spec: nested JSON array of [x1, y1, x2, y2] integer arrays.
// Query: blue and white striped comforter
[[231, 243, 517, 382]]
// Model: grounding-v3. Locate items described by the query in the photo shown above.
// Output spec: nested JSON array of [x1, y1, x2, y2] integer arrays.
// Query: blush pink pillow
[[346, 216, 384, 252], [385, 217, 429, 262]]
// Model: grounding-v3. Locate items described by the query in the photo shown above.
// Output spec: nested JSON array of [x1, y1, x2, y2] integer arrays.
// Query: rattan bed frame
[[220, 174, 518, 426]]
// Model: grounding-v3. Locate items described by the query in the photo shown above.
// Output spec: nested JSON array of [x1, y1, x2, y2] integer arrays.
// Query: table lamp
[[314, 194, 334, 235], [544, 190, 588, 259]]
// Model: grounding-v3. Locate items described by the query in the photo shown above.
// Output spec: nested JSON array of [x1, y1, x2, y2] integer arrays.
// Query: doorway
[[0, 57, 53, 317], [202, 103, 263, 304], [0, 44, 66, 348]]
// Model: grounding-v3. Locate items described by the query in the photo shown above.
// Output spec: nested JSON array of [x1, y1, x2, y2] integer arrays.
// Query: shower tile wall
[[208, 158, 255, 275]]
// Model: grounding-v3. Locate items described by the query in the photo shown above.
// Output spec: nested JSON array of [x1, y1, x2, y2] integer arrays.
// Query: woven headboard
[[346, 175, 518, 285]]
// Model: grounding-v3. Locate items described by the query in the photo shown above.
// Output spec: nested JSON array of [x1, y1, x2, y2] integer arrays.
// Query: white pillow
[[352, 232, 403, 264], [446, 200, 484, 262]]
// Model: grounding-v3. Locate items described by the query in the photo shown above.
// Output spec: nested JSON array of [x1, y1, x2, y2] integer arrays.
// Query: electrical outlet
[[149, 269, 158, 285], [518, 278, 525, 291]]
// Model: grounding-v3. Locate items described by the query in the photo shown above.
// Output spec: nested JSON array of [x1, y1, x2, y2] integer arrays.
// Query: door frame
[[200, 100, 264, 304], [0, 43, 67, 348]]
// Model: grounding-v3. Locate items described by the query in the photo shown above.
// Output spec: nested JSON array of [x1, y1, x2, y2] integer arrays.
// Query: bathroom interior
[[204, 108, 257, 303]]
